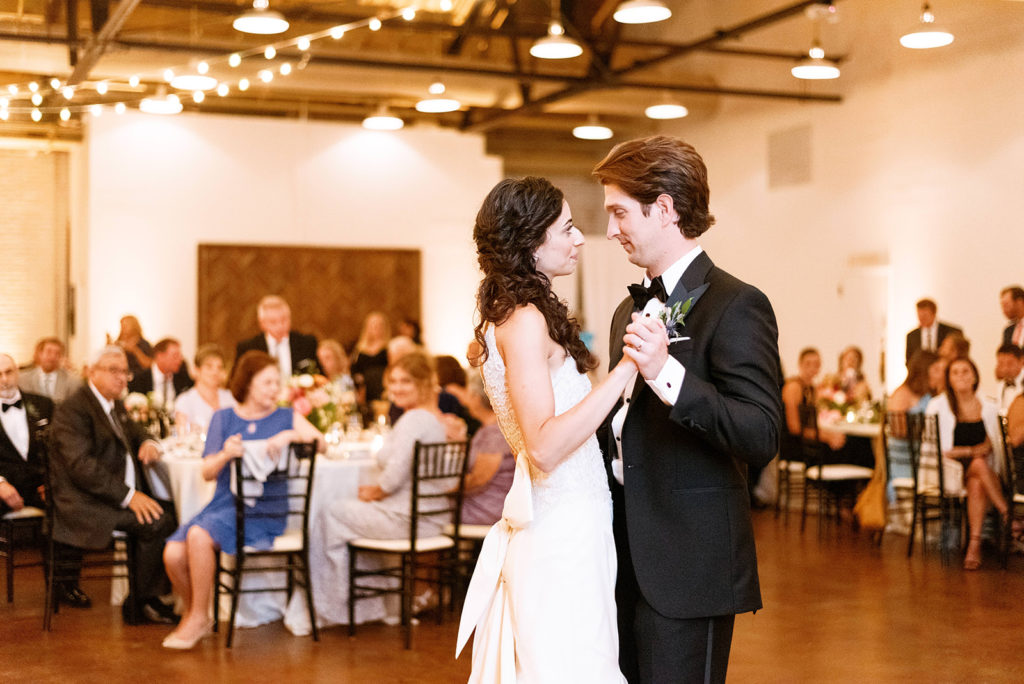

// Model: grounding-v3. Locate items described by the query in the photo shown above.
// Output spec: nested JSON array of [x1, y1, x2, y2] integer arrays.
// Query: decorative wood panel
[[197, 244, 420, 368]]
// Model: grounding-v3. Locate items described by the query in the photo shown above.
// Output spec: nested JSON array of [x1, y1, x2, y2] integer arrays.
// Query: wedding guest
[[127, 337, 193, 405], [317, 339, 355, 392], [350, 312, 390, 404], [1000, 285, 1024, 348], [460, 373, 514, 526], [906, 299, 962, 365], [111, 315, 153, 379], [387, 335, 421, 364], [49, 345, 176, 621], [314, 352, 447, 626], [1007, 393, 1024, 448], [886, 350, 940, 501], [435, 354, 478, 436], [236, 295, 318, 379], [396, 318, 422, 345], [19, 337, 81, 403], [173, 345, 235, 432], [995, 343, 1024, 412], [926, 357, 1007, 570], [0, 353, 52, 514], [819, 345, 872, 404], [937, 330, 970, 364], [161, 350, 325, 649]]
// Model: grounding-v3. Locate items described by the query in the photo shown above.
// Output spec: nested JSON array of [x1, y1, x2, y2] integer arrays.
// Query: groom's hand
[[624, 312, 669, 380]]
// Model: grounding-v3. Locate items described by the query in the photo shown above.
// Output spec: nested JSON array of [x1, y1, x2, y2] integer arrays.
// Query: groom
[[594, 136, 782, 683]]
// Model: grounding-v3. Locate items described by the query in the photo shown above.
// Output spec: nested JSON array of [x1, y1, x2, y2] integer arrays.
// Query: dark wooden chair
[[1, 505, 45, 603], [348, 440, 469, 649], [909, 414, 965, 564], [213, 441, 319, 647], [880, 410, 923, 545], [998, 416, 1024, 568]]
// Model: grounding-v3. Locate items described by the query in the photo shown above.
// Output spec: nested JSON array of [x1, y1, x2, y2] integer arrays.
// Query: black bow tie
[[628, 276, 668, 310], [2, 399, 23, 412]]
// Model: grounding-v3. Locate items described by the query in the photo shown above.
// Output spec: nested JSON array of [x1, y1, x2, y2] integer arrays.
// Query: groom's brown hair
[[592, 135, 715, 239]]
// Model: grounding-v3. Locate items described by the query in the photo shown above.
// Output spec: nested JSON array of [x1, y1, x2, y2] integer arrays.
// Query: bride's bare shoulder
[[495, 304, 546, 341]]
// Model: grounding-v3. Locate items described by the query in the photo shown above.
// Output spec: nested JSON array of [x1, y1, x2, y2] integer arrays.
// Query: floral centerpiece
[[817, 386, 881, 424], [124, 391, 174, 438], [278, 373, 358, 434]]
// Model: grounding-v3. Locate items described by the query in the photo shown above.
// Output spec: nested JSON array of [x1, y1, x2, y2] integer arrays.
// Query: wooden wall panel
[[197, 244, 420, 367]]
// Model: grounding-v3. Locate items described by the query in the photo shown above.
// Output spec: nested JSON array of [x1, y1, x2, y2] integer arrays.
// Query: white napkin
[[230, 439, 276, 504]]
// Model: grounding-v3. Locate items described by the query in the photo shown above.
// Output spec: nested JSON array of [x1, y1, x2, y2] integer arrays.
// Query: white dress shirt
[[151, 366, 178, 405], [88, 382, 136, 508], [266, 333, 292, 379], [999, 369, 1024, 413], [610, 245, 703, 484], [0, 390, 30, 459], [921, 323, 939, 351]]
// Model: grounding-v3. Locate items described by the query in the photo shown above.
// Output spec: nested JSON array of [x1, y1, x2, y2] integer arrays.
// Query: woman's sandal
[[963, 535, 983, 571]]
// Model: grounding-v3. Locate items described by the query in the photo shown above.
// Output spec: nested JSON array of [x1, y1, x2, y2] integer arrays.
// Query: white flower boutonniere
[[658, 297, 694, 339]]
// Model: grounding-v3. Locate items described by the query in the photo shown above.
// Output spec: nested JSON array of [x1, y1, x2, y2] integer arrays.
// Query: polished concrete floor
[[3, 511, 1022, 683]]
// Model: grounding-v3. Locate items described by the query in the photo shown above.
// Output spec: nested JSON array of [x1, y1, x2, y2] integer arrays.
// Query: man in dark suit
[[235, 295, 318, 378], [49, 346, 176, 621], [594, 136, 782, 683], [0, 353, 53, 514], [1000, 285, 1024, 348], [905, 298, 961, 365], [126, 337, 193, 404]]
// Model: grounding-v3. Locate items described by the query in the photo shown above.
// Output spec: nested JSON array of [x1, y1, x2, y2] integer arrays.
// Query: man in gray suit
[[19, 337, 81, 404], [49, 345, 176, 622]]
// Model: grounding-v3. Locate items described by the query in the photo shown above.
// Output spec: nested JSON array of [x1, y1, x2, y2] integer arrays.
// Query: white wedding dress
[[457, 327, 624, 683]]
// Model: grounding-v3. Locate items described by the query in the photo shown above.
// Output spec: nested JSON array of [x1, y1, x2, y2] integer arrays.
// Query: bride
[[457, 177, 636, 682]]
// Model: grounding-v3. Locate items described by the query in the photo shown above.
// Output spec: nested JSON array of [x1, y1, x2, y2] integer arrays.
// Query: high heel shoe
[[963, 536, 982, 571], [162, 620, 214, 650]]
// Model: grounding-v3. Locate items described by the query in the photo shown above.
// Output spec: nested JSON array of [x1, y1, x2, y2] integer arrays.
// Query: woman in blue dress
[[161, 350, 324, 649]]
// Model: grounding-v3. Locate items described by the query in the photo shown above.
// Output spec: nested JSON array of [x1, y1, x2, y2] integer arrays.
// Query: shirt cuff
[[120, 487, 135, 508], [647, 355, 685, 406]]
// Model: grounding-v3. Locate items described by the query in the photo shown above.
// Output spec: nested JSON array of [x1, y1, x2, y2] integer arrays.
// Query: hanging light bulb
[[28, 81, 39, 92], [50, 78, 60, 89], [297, 36, 311, 51], [31, 108, 42, 122], [6, 85, 16, 96], [229, 53, 242, 67], [90, 104, 103, 116], [233, 0, 289, 35], [217, 83, 229, 97], [62, 86, 74, 99], [96, 81, 108, 95], [60, 107, 71, 121], [1, 109, 10, 121], [279, 62, 292, 76], [129, 75, 140, 88], [330, 25, 346, 40], [613, 0, 672, 25], [573, 116, 613, 140], [900, 2, 954, 49], [258, 69, 274, 83], [428, 80, 446, 95], [402, 7, 416, 21], [791, 42, 840, 79], [369, 17, 382, 31], [31, 93, 43, 106], [115, 102, 126, 114], [193, 90, 205, 103], [645, 103, 688, 120], [238, 78, 251, 91], [362, 105, 404, 130], [265, 46, 277, 59]]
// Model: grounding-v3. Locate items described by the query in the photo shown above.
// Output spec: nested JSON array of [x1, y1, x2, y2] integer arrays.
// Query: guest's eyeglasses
[[97, 365, 133, 381]]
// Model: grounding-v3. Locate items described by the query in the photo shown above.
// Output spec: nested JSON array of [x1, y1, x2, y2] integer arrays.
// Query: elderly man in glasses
[[48, 345, 177, 624]]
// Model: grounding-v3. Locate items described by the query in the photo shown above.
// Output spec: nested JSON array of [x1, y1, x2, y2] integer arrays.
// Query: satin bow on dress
[[456, 452, 534, 682]]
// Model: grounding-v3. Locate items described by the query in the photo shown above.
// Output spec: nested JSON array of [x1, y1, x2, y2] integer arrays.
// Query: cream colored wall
[[82, 112, 502, 364], [666, 30, 1024, 400]]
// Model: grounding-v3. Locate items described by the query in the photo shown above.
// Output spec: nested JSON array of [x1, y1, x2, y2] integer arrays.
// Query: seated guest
[[435, 354, 479, 436], [0, 354, 53, 514], [110, 315, 154, 379], [236, 295, 318, 379], [317, 339, 355, 392], [314, 353, 447, 626], [885, 350, 941, 501], [926, 357, 1007, 570], [127, 337, 193, 406], [938, 330, 970, 364], [19, 337, 81, 403], [819, 345, 872, 404], [460, 373, 514, 526], [49, 345, 176, 620], [161, 350, 325, 649], [1008, 393, 1024, 448], [350, 311, 391, 405], [995, 343, 1024, 412], [396, 318, 422, 346], [173, 344, 234, 433]]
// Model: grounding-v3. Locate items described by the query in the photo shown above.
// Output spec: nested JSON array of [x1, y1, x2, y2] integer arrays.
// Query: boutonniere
[[658, 297, 694, 338]]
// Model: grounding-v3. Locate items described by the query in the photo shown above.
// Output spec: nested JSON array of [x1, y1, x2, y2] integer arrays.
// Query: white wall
[[82, 112, 502, 363], [667, 31, 1024, 399]]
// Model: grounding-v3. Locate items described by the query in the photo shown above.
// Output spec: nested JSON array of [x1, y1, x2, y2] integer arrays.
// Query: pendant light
[[139, 89, 183, 115], [899, 2, 954, 49], [362, 106, 404, 131], [530, 0, 583, 60], [791, 43, 840, 80], [644, 103, 688, 120], [613, 0, 672, 25], [415, 81, 461, 113], [573, 116, 613, 140], [233, 0, 289, 35]]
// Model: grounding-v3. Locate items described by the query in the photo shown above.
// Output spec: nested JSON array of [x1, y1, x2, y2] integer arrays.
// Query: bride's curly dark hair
[[472, 176, 596, 374]]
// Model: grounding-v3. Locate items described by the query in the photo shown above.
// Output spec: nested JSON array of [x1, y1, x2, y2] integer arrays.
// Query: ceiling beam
[[66, 0, 142, 85]]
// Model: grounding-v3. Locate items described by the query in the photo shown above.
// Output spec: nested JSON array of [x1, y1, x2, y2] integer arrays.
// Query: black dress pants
[[632, 592, 735, 684]]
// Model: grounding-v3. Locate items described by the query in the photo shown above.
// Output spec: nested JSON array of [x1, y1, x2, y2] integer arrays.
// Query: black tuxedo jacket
[[605, 250, 782, 620], [49, 385, 155, 548], [235, 331, 318, 374], [127, 365, 193, 397], [905, 322, 961, 364], [1004, 321, 1022, 348], [0, 392, 53, 507]]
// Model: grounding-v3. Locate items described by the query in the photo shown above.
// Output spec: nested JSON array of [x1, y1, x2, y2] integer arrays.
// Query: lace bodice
[[480, 326, 611, 516]]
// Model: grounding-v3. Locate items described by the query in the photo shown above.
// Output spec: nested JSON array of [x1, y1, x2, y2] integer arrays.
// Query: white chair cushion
[[243, 529, 304, 553], [2, 506, 44, 520], [805, 465, 874, 481], [442, 523, 491, 539], [350, 535, 455, 553], [890, 477, 915, 490], [786, 461, 806, 473], [1013, 492, 1024, 504]]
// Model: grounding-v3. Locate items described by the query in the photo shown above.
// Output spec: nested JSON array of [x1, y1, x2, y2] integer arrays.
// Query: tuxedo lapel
[[666, 251, 713, 310], [0, 418, 19, 459]]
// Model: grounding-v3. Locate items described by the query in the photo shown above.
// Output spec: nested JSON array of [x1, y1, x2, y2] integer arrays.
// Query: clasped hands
[[621, 312, 669, 379]]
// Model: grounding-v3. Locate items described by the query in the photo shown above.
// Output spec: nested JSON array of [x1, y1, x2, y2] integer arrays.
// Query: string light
[[229, 53, 242, 67], [28, 82, 38, 92], [164, 69, 175, 82], [50, 78, 60, 89], [90, 104, 103, 116], [258, 69, 273, 83], [0, 110, 8, 122], [31, 108, 41, 121], [330, 25, 346, 39], [265, 46, 276, 59], [238, 78, 251, 91], [198, 61, 210, 74], [297, 36, 311, 51], [60, 107, 71, 121], [369, 18, 382, 31], [115, 102, 126, 114], [217, 83, 229, 96], [279, 62, 292, 76], [8, 85, 17, 96], [62, 86, 74, 99], [440, 0, 452, 10], [193, 90, 205, 103], [96, 81, 109, 95], [31, 93, 42, 106], [129, 75, 140, 88], [402, 7, 416, 21]]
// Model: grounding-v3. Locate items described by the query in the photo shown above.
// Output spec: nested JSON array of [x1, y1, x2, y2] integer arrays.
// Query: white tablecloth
[[155, 440, 379, 630]]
